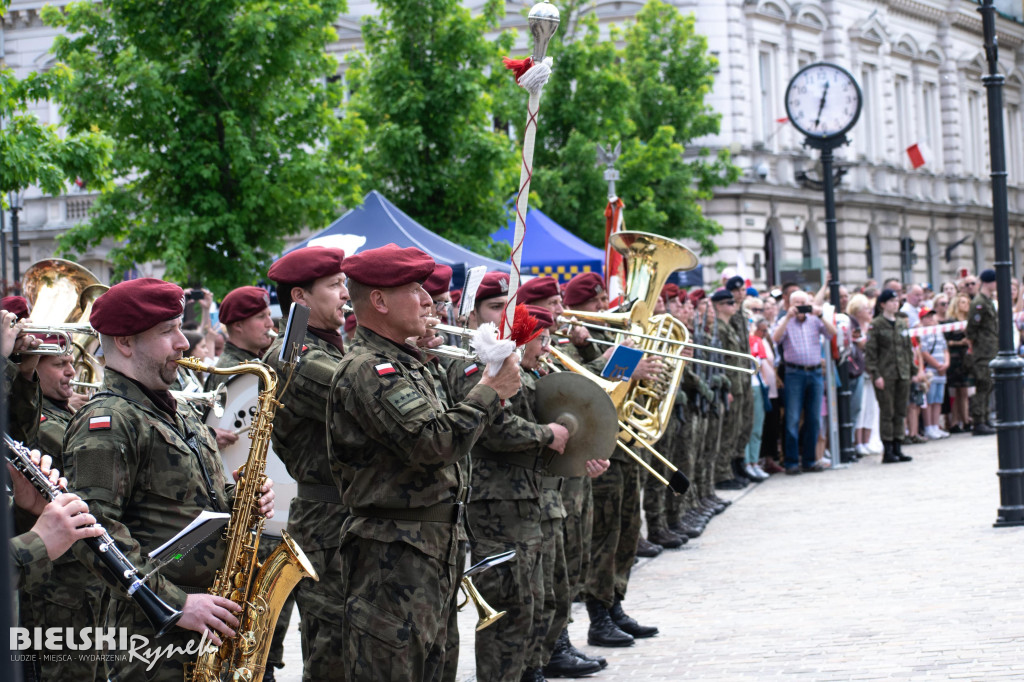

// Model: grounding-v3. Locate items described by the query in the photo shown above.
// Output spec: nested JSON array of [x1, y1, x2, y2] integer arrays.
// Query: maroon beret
[[422, 264, 453, 297], [268, 246, 345, 286], [661, 283, 680, 303], [563, 272, 606, 308], [91, 278, 184, 336], [343, 313, 357, 336], [342, 244, 435, 288], [519, 276, 561, 305], [1, 295, 29, 320], [219, 286, 271, 325], [450, 289, 462, 309], [476, 272, 510, 302], [688, 289, 706, 305], [524, 304, 554, 332]]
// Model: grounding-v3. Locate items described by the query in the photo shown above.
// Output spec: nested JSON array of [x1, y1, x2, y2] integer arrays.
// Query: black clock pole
[[979, 0, 1024, 527], [806, 136, 856, 466]]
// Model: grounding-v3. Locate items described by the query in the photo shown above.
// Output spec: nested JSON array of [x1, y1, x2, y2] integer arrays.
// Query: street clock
[[784, 62, 863, 141]]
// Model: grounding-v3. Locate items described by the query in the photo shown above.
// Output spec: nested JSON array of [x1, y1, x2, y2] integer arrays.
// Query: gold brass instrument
[[458, 577, 506, 631], [22, 259, 108, 390], [177, 357, 318, 682]]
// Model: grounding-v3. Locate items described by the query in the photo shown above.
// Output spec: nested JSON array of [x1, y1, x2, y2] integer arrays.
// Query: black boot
[[586, 600, 634, 647], [565, 629, 607, 670], [636, 536, 662, 558], [893, 439, 913, 462], [881, 441, 900, 464], [649, 525, 686, 548], [543, 629, 603, 678], [609, 599, 658, 639]]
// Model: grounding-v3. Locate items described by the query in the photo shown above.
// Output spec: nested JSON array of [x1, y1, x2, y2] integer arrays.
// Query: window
[[866, 235, 874, 279], [921, 82, 942, 170], [858, 65, 878, 160], [965, 91, 986, 175], [758, 48, 777, 149]]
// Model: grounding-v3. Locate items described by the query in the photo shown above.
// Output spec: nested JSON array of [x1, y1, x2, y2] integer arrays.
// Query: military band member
[[326, 244, 521, 681], [264, 246, 349, 682], [865, 288, 915, 463], [63, 278, 276, 682], [559, 272, 662, 648], [967, 269, 999, 436], [2, 308, 42, 446], [206, 285, 276, 390], [519, 275, 608, 674], [724, 275, 755, 487], [21, 349, 110, 681]]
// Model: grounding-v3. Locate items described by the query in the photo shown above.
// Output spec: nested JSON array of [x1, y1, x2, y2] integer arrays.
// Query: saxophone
[[176, 357, 319, 682]]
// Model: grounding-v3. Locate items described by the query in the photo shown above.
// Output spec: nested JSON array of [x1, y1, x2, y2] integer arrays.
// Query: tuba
[[22, 259, 108, 392], [177, 357, 318, 682]]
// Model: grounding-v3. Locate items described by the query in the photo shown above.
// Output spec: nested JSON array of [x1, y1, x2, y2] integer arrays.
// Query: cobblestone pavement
[[276, 433, 1023, 680]]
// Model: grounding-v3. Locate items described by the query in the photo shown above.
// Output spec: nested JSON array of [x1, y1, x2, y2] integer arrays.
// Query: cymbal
[[534, 372, 618, 477]]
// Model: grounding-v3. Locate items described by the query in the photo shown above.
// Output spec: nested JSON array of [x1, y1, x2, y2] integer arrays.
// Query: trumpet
[[170, 383, 228, 419], [70, 379, 102, 391], [9, 322, 98, 356], [458, 550, 515, 631], [555, 315, 757, 374]]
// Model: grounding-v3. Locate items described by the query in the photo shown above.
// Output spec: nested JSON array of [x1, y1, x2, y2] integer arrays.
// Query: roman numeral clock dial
[[785, 63, 863, 141]]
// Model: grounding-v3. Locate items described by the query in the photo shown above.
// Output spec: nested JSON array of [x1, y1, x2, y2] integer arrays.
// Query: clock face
[[785, 63, 863, 139]]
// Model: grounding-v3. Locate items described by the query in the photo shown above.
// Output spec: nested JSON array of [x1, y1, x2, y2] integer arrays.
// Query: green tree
[[0, 0, 111, 201], [43, 0, 365, 293], [499, 0, 738, 255], [346, 0, 517, 259]]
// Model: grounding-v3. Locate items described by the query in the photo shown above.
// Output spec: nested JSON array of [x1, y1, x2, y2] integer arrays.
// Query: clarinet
[[5, 434, 183, 637]]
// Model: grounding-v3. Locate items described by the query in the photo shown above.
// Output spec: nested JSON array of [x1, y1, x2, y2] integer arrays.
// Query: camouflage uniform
[[5, 355, 41, 446], [534, 474, 569, 670], [205, 340, 258, 391], [263, 330, 345, 682], [728, 310, 754, 471], [64, 368, 233, 682], [326, 326, 501, 682], [672, 363, 711, 522], [713, 321, 742, 483], [21, 397, 109, 681], [448, 359, 551, 681], [641, 403, 678, 534], [967, 292, 998, 426], [864, 315, 914, 441]]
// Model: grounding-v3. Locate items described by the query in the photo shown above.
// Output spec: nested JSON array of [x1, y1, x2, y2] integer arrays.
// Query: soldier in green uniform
[[864, 288, 915, 463], [326, 245, 521, 681], [560, 272, 663, 649], [64, 278, 277, 682], [263, 246, 349, 682], [724, 276, 756, 487], [20, 350, 110, 681], [697, 295, 732, 526], [709, 289, 744, 488], [518, 276, 608, 675], [641, 284, 688, 549], [206, 286, 277, 390], [967, 269, 999, 436]]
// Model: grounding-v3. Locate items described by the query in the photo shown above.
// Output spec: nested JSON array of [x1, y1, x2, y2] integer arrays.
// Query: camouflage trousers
[[561, 475, 592, 602], [970, 357, 995, 425], [531, 516, 570, 668], [876, 377, 910, 442], [715, 390, 747, 483], [641, 417, 682, 532], [469, 499, 544, 682], [700, 406, 724, 498], [256, 535, 295, 674], [584, 456, 641, 608], [667, 408, 703, 522], [339, 536, 459, 682], [294, 545, 345, 682], [439, 539, 467, 682], [731, 385, 754, 462], [20, 589, 108, 682]]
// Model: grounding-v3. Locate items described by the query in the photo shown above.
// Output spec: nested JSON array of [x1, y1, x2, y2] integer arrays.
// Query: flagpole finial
[[528, 2, 560, 63]]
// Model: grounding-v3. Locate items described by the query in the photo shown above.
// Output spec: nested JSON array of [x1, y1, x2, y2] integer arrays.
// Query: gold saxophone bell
[[458, 576, 506, 631]]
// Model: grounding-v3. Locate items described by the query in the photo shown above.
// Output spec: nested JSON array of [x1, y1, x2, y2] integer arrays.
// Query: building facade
[[3, 0, 1023, 291]]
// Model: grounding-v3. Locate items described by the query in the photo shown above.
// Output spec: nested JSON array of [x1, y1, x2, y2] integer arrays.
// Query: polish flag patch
[[39, 415, 47, 423], [301, 345, 308, 353], [375, 363, 397, 376], [464, 363, 480, 377], [89, 416, 112, 431], [557, 338, 571, 345]]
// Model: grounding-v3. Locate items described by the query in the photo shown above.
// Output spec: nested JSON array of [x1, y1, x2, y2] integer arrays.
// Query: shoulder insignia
[[374, 362, 397, 377], [39, 415, 47, 423], [464, 363, 480, 377], [88, 415, 112, 431]]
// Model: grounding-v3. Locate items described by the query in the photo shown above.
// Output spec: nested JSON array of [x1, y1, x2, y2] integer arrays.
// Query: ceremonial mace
[[499, 2, 560, 340]]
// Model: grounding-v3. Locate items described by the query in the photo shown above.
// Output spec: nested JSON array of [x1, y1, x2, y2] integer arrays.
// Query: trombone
[[554, 315, 757, 374]]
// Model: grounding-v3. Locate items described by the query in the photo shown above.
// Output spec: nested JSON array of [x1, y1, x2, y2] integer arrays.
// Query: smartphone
[[796, 305, 813, 314]]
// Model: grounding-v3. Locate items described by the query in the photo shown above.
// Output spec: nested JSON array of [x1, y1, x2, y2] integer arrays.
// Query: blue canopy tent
[[491, 209, 605, 283], [289, 190, 509, 291]]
